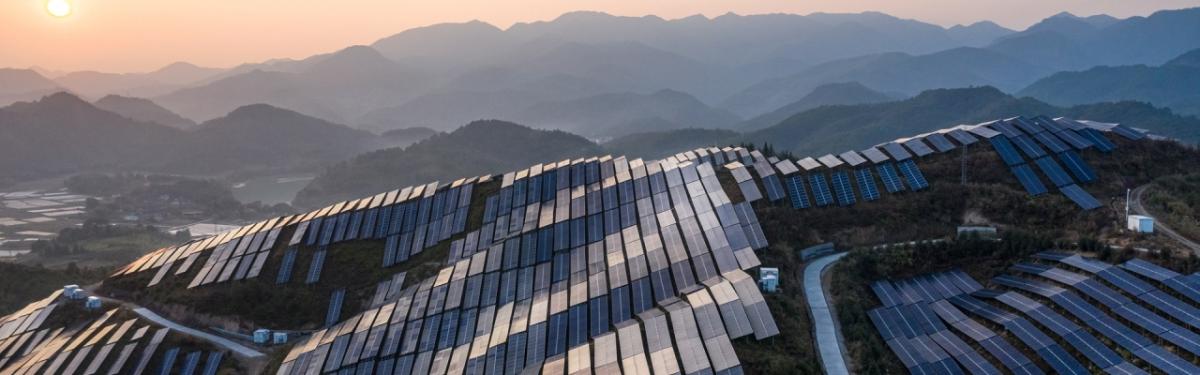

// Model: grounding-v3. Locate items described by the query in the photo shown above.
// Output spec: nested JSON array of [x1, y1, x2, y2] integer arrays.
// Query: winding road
[[1130, 184, 1200, 254], [804, 252, 850, 375], [130, 307, 266, 358]]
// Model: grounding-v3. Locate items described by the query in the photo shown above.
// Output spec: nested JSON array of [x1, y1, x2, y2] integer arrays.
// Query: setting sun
[[46, 0, 71, 18]]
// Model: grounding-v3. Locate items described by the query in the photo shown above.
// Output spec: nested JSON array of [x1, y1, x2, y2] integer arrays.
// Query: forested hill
[[294, 120, 603, 207], [740, 86, 1200, 156]]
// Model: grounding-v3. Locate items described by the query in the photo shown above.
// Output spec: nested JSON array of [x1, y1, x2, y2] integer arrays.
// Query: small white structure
[[85, 296, 101, 310], [63, 285, 85, 300], [957, 226, 998, 239], [759, 267, 780, 293], [253, 329, 271, 345], [273, 332, 289, 345], [1128, 215, 1155, 234]]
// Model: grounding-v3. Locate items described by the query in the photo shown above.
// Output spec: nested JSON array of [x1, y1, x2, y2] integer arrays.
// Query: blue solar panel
[[1010, 165, 1048, 196], [897, 160, 929, 191], [1080, 129, 1116, 152], [1010, 135, 1047, 159], [201, 352, 223, 375], [830, 171, 856, 206], [325, 289, 345, 326], [158, 347, 180, 375], [924, 133, 957, 152], [1037, 344, 1089, 375], [276, 247, 298, 284], [1110, 125, 1145, 140], [1053, 130, 1094, 150], [784, 175, 811, 209], [1010, 118, 1044, 134], [761, 174, 786, 202], [809, 173, 834, 207], [854, 168, 881, 201], [306, 249, 327, 284], [1033, 132, 1070, 153], [1033, 157, 1074, 187], [1057, 151, 1097, 183], [988, 137, 1025, 166], [179, 351, 201, 375], [876, 163, 906, 193], [546, 313, 568, 357], [1060, 185, 1102, 210]]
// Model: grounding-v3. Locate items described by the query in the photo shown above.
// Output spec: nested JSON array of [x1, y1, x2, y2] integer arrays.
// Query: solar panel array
[[275, 154, 779, 375], [870, 252, 1200, 374], [0, 301, 229, 375], [974, 116, 1112, 209]]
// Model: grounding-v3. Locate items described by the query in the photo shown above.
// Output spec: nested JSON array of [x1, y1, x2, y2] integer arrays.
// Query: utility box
[[63, 285, 85, 300], [957, 226, 998, 239], [273, 332, 289, 345], [759, 267, 780, 293], [1127, 215, 1154, 233], [253, 329, 271, 345], [85, 296, 101, 310]]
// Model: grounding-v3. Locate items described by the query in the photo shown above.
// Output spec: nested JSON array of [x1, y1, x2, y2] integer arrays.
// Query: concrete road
[[1130, 184, 1200, 254], [804, 252, 850, 375], [130, 307, 265, 358]]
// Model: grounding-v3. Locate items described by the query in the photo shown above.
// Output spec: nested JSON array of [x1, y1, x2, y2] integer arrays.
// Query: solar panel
[[1010, 164, 1048, 196], [1080, 129, 1116, 152], [1010, 135, 1047, 159], [854, 168, 881, 201], [946, 129, 978, 145], [1009, 117, 1044, 135], [179, 351, 202, 375], [1110, 125, 1145, 140], [988, 120, 1024, 137], [306, 249, 328, 284], [1057, 151, 1097, 183], [876, 163, 905, 193], [988, 137, 1025, 166], [326, 289, 346, 326], [838, 151, 868, 167], [784, 175, 811, 209], [1060, 185, 1102, 210], [808, 174, 834, 207], [201, 352, 223, 375], [861, 148, 890, 164], [736, 180, 763, 203], [830, 171, 856, 206], [923, 133, 957, 152], [760, 175, 786, 202], [902, 139, 935, 157], [881, 143, 913, 161], [1033, 132, 1070, 153], [896, 160, 929, 191], [1033, 157, 1075, 187], [816, 154, 843, 169], [1053, 130, 1094, 150], [966, 125, 1002, 139]]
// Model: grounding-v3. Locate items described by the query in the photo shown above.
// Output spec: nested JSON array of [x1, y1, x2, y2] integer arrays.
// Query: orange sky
[[4, 0, 1200, 73]]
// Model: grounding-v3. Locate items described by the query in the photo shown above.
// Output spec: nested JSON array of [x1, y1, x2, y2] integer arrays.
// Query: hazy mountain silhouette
[[740, 82, 895, 130], [52, 62, 222, 99], [1018, 48, 1200, 116], [0, 93, 183, 180], [155, 46, 429, 123], [93, 95, 196, 129], [513, 89, 741, 138], [0, 69, 63, 106], [0, 93, 384, 182], [295, 120, 602, 207], [723, 47, 1050, 117], [602, 128, 740, 160], [946, 21, 1015, 46]]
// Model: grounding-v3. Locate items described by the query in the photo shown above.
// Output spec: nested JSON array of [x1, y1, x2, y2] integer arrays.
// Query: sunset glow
[[46, 0, 71, 18]]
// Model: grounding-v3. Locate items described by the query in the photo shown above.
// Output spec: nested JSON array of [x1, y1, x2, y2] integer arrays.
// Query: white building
[[1128, 215, 1154, 234]]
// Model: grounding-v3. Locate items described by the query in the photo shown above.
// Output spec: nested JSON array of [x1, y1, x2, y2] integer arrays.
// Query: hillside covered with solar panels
[[5, 114, 1200, 375]]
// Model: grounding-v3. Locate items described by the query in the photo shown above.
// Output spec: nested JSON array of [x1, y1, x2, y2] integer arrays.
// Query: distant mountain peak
[[1166, 48, 1200, 68]]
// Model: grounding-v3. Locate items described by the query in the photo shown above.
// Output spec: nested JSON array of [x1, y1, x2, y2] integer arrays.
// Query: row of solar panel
[[274, 159, 778, 374], [768, 161, 926, 210]]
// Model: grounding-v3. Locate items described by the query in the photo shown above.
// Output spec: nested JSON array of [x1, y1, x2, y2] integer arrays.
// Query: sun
[[46, 0, 72, 18]]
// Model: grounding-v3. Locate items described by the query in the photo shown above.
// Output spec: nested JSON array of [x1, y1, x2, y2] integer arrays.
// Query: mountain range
[[0, 93, 390, 183], [1018, 48, 1200, 116]]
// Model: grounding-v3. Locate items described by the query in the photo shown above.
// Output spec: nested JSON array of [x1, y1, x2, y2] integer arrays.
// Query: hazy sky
[[4, 0, 1200, 73]]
